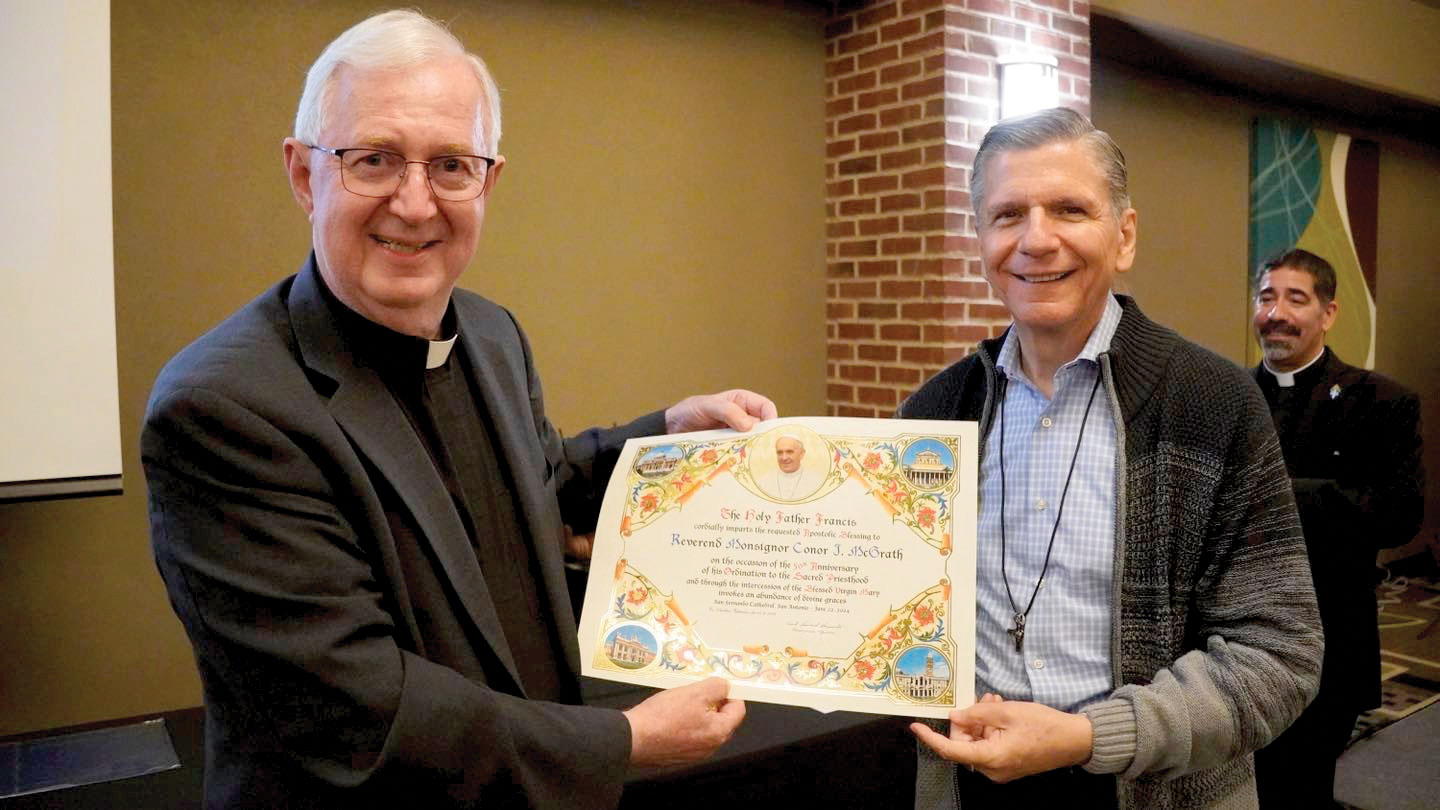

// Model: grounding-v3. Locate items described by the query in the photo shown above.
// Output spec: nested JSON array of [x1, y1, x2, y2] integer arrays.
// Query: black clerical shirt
[[1256, 352, 1327, 476], [321, 282, 566, 702]]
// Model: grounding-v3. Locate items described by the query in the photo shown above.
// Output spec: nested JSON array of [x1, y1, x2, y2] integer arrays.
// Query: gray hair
[[294, 9, 502, 155], [970, 107, 1129, 221]]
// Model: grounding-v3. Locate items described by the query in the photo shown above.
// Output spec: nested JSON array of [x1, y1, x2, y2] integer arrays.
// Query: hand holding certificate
[[577, 417, 977, 718]]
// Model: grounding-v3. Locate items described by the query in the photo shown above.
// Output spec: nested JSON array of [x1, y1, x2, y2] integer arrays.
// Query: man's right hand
[[623, 677, 745, 768], [909, 695, 1094, 783]]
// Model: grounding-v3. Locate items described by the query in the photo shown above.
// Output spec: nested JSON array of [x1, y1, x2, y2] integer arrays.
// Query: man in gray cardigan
[[904, 108, 1321, 809]]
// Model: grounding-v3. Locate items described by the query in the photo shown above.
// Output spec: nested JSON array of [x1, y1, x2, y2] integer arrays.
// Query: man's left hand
[[563, 525, 595, 559], [910, 696, 1093, 783], [665, 389, 777, 434]]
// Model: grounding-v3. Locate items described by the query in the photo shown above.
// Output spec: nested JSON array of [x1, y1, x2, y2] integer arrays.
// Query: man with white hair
[[902, 108, 1321, 808], [143, 10, 769, 808]]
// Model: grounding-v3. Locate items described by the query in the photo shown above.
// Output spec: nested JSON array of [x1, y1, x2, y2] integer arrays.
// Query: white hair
[[293, 9, 502, 155]]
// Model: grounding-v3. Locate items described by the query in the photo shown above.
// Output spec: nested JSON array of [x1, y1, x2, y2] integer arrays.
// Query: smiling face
[[1253, 266, 1338, 371], [976, 140, 1136, 357], [283, 56, 503, 338], [775, 438, 805, 474]]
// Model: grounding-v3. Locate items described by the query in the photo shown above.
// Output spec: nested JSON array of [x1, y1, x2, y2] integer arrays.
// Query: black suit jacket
[[143, 258, 663, 808], [1254, 348, 1425, 711]]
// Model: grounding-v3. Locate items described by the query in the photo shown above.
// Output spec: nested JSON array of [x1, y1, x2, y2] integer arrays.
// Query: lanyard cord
[[998, 371, 1102, 652]]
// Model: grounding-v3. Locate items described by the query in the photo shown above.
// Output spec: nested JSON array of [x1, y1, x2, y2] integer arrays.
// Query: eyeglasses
[[307, 145, 496, 202]]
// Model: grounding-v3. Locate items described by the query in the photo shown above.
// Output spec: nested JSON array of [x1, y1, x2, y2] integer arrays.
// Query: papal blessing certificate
[[577, 417, 977, 718]]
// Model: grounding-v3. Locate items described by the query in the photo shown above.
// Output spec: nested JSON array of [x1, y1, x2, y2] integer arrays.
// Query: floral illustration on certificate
[[577, 417, 978, 718]]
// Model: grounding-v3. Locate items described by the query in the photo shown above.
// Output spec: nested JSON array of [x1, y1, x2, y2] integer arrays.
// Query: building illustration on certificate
[[580, 420, 976, 717]]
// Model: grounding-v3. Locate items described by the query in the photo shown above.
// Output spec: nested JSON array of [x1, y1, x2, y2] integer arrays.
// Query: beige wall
[[1092, 0, 1440, 105], [0, 0, 825, 737], [1093, 70, 1253, 361], [1374, 139, 1440, 555], [1094, 64, 1440, 557]]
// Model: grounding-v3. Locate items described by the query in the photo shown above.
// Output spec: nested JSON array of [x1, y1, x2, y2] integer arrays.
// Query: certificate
[[577, 417, 977, 718]]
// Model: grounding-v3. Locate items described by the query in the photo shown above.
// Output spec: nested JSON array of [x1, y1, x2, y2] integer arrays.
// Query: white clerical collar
[[1262, 349, 1323, 388], [426, 335, 458, 369]]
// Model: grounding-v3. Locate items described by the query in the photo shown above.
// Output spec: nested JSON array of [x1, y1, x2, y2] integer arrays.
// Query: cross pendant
[[1008, 613, 1026, 653]]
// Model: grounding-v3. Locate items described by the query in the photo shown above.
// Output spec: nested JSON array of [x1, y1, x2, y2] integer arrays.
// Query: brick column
[[825, 0, 1091, 416]]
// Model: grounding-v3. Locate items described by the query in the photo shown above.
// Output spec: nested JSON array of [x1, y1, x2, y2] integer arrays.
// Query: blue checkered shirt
[[974, 294, 1120, 711]]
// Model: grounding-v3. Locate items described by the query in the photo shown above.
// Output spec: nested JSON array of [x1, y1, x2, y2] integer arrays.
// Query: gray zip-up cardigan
[[902, 295, 1322, 810]]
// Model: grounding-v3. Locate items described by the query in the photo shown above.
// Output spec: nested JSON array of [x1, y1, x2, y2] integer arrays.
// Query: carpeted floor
[[1351, 553, 1440, 744], [1332, 553, 1440, 810], [1337, 699, 1440, 810]]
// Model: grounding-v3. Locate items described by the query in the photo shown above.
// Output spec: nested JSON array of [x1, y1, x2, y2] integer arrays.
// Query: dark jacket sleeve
[[143, 380, 636, 809], [505, 307, 667, 535]]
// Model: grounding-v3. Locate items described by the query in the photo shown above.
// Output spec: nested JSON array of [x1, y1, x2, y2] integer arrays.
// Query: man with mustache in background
[[1249, 248, 1425, 808]]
